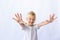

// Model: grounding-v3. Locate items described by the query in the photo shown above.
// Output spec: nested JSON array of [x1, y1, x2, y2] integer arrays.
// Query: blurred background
[[0, 0, 60, 40]]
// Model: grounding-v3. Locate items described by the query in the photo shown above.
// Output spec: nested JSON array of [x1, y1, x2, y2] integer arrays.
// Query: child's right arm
[[13, 13, 26, 28]]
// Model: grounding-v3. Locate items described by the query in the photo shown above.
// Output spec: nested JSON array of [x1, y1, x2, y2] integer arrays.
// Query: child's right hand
[[13, 13, 23, 23], [13, 13, 26, 28]]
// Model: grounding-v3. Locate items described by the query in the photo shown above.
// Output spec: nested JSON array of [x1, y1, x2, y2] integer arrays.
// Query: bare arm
[[13, 13, 26, 28], [38, 14, 57, 28]]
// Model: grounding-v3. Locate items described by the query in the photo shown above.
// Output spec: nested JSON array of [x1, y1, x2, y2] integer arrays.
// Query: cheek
[[28, 20, 31, 23], [27, 19, 31, 23]]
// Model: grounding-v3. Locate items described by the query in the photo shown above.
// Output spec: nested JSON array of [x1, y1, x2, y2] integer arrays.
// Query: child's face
[[27, 15, 36, 26]]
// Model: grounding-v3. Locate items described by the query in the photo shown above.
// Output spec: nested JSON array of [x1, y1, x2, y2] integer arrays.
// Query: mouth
[[30, 22, 34, 24]]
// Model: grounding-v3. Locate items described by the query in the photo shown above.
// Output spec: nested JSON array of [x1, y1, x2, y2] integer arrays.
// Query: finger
[[15, 14, 18, 18], [20, 13, 22, 17], [12, 18, 17, 21], [49, 14, 52, 18], [52, 14, 55, 18], [49, 14, 53, 22], [54, 16, 57, 20], [51, 16, 57, 22], [49, 14, 52, 20], [19, 13, 22, 19], [17, 13, 19, 17], [50, 14, 55, 20], [12, 18, 15, 20]]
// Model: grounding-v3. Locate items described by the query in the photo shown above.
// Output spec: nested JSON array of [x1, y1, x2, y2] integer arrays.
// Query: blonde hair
[[28, 11, 36, 16]]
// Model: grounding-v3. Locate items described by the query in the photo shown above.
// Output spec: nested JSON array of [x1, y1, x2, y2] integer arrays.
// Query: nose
[[30, 20, 34, 23]]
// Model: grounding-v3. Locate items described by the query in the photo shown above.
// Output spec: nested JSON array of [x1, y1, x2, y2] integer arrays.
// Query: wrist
[[46, 20, 51, 23]]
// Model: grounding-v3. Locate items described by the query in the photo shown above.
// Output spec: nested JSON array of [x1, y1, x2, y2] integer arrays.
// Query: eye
[[29, 18, 31, 20]]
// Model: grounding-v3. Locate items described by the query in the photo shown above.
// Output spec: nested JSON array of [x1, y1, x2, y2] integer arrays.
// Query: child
[[13, 11, 56, 40]]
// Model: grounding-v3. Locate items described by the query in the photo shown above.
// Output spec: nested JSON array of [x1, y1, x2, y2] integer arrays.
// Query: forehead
[[27, 14, 36, 19]]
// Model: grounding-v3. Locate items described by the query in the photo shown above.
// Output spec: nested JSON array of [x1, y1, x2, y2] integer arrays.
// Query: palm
[[13, 13, 23, 23], [49, 14, 56, 22]]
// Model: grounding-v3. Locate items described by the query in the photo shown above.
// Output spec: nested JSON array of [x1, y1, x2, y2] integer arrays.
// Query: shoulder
[[34, 24, 40, 29]]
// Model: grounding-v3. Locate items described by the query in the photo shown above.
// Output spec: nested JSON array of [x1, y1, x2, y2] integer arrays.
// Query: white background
[[0, 0, 60, 40]]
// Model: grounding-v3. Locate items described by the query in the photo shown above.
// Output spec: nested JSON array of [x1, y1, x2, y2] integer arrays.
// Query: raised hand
[[49, 14, 57, 23], [13, 13, 23, 23], [38, 13, 57, 28]]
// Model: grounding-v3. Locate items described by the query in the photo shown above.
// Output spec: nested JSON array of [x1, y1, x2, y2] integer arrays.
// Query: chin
[[29, 24, 34, 26]]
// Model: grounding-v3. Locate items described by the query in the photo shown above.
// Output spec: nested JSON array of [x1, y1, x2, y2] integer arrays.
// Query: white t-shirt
[[22, 24, 39, 40]]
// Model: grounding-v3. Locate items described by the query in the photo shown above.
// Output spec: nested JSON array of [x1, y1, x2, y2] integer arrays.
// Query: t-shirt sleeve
[[35, 24, 40, 29]]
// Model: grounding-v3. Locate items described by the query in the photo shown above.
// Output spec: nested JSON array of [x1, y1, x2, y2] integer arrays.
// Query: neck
[[28, 24, 34, 27]]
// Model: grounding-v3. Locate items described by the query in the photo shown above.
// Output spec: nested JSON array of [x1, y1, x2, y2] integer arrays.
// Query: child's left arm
[[38, 14, 57, 28]]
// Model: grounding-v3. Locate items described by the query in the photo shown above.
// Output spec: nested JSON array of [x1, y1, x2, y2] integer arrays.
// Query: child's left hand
[[48, 14, 57, 23], [38, 13, 57, 28]]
